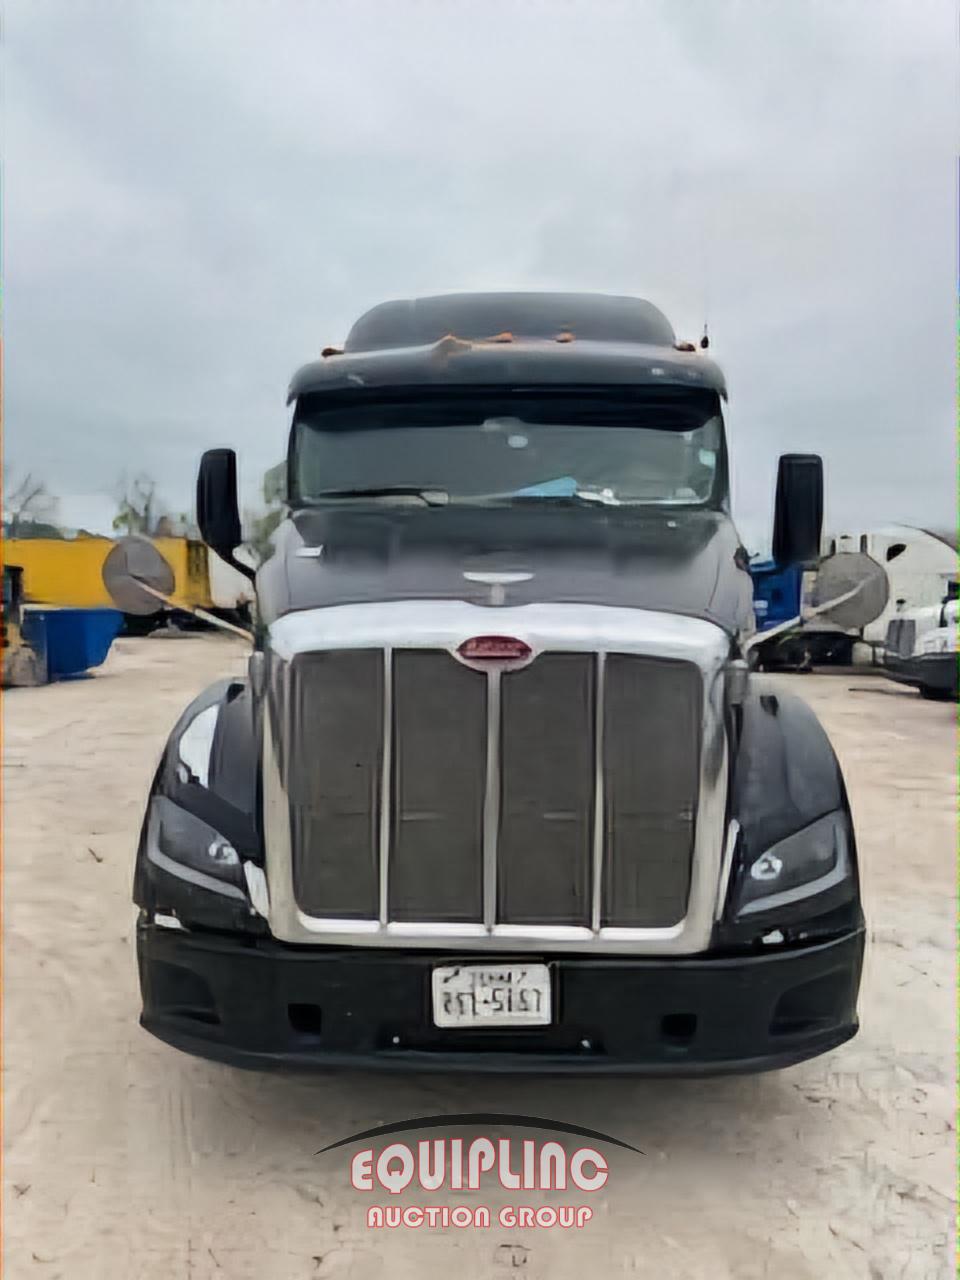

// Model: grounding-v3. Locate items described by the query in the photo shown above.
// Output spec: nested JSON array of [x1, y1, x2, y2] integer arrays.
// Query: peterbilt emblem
[[462, 570, 533, 606], [454, 635, 535, 672]]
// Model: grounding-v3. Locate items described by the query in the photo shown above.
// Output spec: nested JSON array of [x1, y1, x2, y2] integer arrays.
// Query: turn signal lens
[[457, 636, 532, 662]]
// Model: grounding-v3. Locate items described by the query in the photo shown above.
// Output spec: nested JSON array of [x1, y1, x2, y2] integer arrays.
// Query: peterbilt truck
[[125, 292, 865, 1073]]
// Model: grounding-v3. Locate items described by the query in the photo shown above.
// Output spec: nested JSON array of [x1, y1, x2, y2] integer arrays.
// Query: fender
[[718, 679, 863, 946], [134, 678, 265, 933]]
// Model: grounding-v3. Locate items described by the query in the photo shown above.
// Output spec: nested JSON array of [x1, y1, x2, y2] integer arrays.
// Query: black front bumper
[[138, 924, 864, 1075], [884, 652, 958, 696]]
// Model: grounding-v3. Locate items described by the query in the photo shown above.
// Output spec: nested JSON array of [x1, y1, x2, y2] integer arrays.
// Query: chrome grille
[[284, 647, 701, 932]]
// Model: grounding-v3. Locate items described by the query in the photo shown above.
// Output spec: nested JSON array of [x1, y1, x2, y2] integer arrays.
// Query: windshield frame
[[287, 385, 730, 512]]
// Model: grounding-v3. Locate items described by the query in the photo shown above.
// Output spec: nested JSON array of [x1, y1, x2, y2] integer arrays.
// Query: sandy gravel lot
[[3, 635, 955, 1278]]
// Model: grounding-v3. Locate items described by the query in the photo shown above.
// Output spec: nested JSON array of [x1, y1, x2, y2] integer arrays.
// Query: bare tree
[[243, 460, 288, 560], [4, 472, 60, 537], [113, 473, 163, 536]]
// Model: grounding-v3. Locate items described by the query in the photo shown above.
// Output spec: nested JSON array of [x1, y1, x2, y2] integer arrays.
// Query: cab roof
[[287, 292, 727, 403]]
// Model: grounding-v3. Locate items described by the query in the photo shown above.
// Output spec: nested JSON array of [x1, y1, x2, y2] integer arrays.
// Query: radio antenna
[[699, 204, 713, 349]]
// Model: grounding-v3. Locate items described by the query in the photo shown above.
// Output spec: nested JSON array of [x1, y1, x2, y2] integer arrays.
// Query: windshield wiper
[[308, 486, 449, 507]]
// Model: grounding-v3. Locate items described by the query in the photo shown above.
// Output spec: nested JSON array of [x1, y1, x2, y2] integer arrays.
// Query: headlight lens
[[734, 811, 851, 917], [148, 794, 244, 891]]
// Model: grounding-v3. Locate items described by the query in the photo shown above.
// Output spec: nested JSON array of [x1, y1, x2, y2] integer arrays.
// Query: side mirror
[[772, 453, 823, 567], [197, 449, 255, 580]]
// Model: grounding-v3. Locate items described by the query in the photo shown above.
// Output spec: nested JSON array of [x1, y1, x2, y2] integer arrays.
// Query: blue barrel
[[21, 608, 123, 678]]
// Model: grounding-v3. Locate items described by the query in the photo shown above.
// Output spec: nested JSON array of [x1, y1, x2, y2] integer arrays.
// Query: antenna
[[699, 202, 713, 350]]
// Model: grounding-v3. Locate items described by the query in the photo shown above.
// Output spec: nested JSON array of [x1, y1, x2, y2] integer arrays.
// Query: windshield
[[291, 390, 726, 508]]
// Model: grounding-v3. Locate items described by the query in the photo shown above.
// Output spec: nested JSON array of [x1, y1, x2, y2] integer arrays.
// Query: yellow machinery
[[2, 565, 47, 686], [2, 536, 213, 613]]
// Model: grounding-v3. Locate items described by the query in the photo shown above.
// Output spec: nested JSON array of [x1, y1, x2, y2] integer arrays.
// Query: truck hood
[[256, 503, 754, 636]]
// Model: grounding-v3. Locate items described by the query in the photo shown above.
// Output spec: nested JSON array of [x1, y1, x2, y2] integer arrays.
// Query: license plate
[[431, 963, 551, 1028]]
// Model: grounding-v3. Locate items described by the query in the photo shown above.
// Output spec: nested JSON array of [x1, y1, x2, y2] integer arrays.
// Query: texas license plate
[[431, 963, 551, 1027]]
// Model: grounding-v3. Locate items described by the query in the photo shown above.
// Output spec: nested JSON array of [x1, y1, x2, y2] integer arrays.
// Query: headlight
[[147, 794, 245, 894], [733, 811, 852, 918]]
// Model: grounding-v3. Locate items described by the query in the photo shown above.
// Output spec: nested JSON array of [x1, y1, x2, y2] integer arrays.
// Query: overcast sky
[[6, 0, 957, 552]]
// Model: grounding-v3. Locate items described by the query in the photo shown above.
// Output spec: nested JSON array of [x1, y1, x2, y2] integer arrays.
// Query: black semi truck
[[121, 292, 865, 1073]]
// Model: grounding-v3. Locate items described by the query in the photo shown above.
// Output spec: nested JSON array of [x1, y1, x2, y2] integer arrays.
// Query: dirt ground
[[3, 635, 955, 1278]]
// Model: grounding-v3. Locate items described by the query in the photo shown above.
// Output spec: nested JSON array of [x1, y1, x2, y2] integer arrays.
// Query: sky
[[5, 0, 957, 553]]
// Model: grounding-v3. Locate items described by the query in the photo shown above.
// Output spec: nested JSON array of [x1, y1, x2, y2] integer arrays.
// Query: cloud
[[6, 0, 956, 546]]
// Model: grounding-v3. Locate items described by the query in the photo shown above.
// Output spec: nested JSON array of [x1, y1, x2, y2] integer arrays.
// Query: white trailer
[[823, 525, 956, 646]]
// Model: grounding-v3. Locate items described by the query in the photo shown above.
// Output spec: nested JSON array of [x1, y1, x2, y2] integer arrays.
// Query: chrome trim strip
[[278, 916, 697, 949], [244, 861, 271, 919], [296, 913, 382, 935], [269, 600, 728, 665], [378, 647, 393, 925], [462, 572, 533, 585], [389, 921, 488, 939], [482, 670, 501, 929], [590, 652, 606, 933], [493, 924, 593, 943], [263, 601, 731, 954], [263, 698, 296, 934], [715, 818, 741, 921]]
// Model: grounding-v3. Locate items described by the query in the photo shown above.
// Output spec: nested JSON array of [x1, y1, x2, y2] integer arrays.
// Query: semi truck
[[115, 292, 865, 1074], [882, 584, 958, 700]]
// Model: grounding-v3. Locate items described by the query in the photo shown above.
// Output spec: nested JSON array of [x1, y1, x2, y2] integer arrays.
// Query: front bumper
[[884, 652, 958, 696], [138, 923, 864, 1075]]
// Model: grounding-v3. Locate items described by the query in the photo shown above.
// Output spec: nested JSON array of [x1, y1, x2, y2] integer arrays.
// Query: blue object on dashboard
[[512, 476, 579, 497]]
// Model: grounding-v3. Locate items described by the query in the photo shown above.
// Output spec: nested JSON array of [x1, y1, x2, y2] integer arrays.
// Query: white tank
[[207, 547, 257, 611], [823, 525, 956, 643]]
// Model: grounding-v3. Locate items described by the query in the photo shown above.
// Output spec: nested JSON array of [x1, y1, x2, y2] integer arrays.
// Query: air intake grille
[[285, 648, 702, 930]]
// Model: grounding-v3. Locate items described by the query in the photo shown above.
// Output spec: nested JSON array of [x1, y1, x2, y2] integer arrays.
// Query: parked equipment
[[882, 585, 958, 700], [108, 291, 865, 1076], [2, 563, 122, 685], [4, 535, 254, 628], [749, 550, 888, 670], [2, 565, 47, 687], [823, 526, 956, 645]]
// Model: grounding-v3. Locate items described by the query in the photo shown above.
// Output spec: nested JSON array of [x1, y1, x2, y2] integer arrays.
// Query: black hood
[[256, 503, 754, 636]]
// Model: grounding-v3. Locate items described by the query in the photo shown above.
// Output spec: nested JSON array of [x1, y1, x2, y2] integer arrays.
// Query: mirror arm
[[220, 550, 257, 583], [133, 579, 254, 642]]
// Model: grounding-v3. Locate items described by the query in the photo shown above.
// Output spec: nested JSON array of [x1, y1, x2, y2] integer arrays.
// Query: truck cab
[[128, 292, 864, 1073], [883, 583, 959, 701]]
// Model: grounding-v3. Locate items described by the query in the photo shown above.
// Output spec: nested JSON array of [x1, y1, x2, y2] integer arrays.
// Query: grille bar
[[377, 647, 392, 926], [482, 670, 501, 928], [591, 652, 606, 932]]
